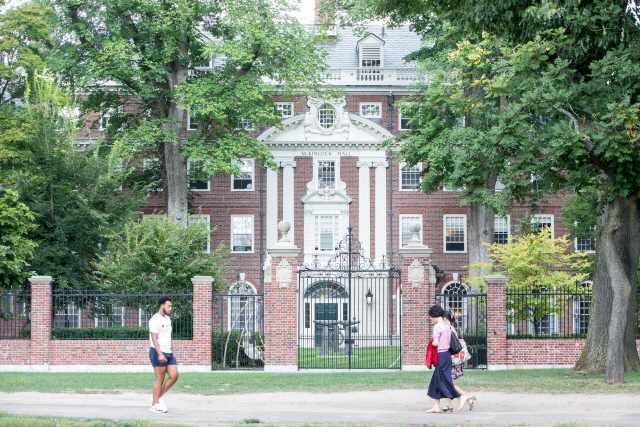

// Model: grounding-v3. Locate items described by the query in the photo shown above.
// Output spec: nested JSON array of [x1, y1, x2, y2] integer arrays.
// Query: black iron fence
[[506, 284, 593, 339], [0, 290, 31, 339], [435, 292, 487, 369], [49, 288, 193, 340], [212, 293, 264, 370]]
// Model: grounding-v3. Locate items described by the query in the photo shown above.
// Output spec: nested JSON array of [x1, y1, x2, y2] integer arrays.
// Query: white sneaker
[[150, 404, 167, 413], [156, 399, 169, 412]]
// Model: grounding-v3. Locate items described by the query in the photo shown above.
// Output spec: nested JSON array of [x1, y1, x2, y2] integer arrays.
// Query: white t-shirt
[[149, 313, 172, 353]]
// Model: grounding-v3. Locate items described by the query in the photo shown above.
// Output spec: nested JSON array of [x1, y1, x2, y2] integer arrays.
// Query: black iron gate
[[297, 229, 402, 369], [435, 291, 487, 369], [212, 291, 264, 370]]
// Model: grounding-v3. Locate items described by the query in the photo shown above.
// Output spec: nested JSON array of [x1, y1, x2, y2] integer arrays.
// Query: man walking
[[149, 296, 178, 413]]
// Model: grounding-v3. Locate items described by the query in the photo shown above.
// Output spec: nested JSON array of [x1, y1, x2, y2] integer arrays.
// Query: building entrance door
[[314, 303, 338, 348]]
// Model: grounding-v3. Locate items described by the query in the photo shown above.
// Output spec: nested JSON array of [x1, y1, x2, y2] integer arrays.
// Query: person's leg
[[152, 366, 167, 406], [159, 364, 179, 398], [454, 384, 469, 401]]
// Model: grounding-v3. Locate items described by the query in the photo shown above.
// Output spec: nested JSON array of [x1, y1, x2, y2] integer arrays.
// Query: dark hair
[[428, 305, 445, 318], [444, 311, 456, 325], [158, 296, 172, 307]]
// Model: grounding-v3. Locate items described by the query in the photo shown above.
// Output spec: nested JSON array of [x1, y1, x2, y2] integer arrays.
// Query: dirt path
[[1, 390, 639, 426]]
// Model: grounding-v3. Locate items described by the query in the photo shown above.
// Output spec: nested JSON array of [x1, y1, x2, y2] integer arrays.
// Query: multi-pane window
[[576, 225, 596, 252], [318, 104, 336, 128], [400, 162, 421, 190], [100, 107, 119, 131], [535, 314, 557, 336], [399, 111, 416, 130], [143, 158, 163, 192], [444, 215, 466, 252], [188, 109, 200, 130], [276, 102, 293, 118], [573, 282, 591, 335], [139, 308, 154, 327], [54, 304, 81, 328], [232, 159, 254, 191], [228, 282, 257, 332], [400, 215, 422, 247], [231, 215, 253, 252], [531, 214, 554, 236], [189, 214, 210, 252], [95, 306, 124, 327], [317, 161, 335, 189], [494, 216, 510, 244], [239, 118, 253, 130], [189, 161, 209, 191], [315, 215, 339, 251], [360, 103, 381, 118]]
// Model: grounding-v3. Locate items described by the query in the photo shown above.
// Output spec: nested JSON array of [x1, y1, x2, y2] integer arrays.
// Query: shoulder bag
[[448, 326, 464, 355]]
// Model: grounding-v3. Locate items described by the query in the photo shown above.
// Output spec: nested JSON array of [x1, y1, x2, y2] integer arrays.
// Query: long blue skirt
[[427, 351, 461, 400]]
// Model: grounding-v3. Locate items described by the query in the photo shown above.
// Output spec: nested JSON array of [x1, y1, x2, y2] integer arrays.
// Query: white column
[[374, 161, 388, 262], [357, 161, 372, 258], [281, 160, 296, 244], [266, 167, 278, 249]]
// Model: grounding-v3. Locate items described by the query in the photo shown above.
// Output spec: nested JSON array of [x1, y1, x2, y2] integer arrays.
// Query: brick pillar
[[264, 220, 301, 372], [191, 276, 213, 367], [485, 275, 507, 370], [29, 276, 53, 370], [398, 223, 434, 371]]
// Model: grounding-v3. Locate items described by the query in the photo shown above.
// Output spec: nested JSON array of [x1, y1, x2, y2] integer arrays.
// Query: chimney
[[315, 0, 329, 25]]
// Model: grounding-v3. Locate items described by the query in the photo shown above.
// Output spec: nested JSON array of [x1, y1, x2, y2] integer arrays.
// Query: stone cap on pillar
[[28, 276, 54, 285], [267, 220, 301, 258], [398, 222, 433, 258], [191, 276, 214, 285], [484, 275, 508, 284]]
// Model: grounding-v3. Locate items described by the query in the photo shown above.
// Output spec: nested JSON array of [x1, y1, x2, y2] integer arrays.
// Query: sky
[[293, 0, 317, 24]]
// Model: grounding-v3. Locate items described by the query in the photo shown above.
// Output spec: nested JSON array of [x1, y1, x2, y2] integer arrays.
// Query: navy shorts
[[149, 347, 177, 367]]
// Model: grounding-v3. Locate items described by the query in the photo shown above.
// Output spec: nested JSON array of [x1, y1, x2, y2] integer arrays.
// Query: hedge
[[212, 331, 264, 368], [20, 326, 192, 340]]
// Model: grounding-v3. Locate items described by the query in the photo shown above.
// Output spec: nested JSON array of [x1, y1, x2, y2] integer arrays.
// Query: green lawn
[[0, 369, 639, 395], [0, 414, 601, 427], [297, 346, 402, 369]]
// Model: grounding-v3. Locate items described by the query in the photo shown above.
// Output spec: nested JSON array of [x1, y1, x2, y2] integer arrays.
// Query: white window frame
[[315, 158, 338, 190], [314, 214, 340, 252], [139, 307, 154, 328], [399, 161, 421, 191], [399, 110, 414, 131], [142, 214, 165, 221], [439, 281, 470, 332], [100, 107, 119, 131], [360, 103, 382, 118], [572, 281, 592, 335], [531, 214, 554, 237], [189, 214, 211, 253], [4, 294, 26, 315], [188, 108, 201, 130], [443, 214, 467, 253], [495, 178, 506, 192], [95, 305, 125, 328], [532, 312, 558, 337], [357, 34, 384, 68], [238, 118, 254, 130], [231, 158, 254, 192], [399, 214, 423, 247], [574, 224, 596, 253], [227, 281, 259, 332], [231, 215, 254, 253], [494, 215, 511, 244], [143, 158, 163, 192], [276, 102, 294, 118], [53, 303, 82, 328], [188, 160, 210, 192]]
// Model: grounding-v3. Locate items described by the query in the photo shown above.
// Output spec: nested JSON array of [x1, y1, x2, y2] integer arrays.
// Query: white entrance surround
[[256, 98, 394, 262]]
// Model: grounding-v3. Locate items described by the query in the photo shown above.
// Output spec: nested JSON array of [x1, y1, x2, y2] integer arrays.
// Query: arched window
[[304, 281, 348, 299], [438, 281, 469, 331], [228, 281, 258, 332]]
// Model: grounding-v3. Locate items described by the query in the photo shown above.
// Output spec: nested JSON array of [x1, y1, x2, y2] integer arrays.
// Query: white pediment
[[257, 112, 393, 144], [301, 188, 353, 206]]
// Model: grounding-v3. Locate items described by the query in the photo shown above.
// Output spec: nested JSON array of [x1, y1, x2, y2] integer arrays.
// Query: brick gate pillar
[[398, 223, 434, 371], [29, 276, 53, 370], [191, 276, 213, 367], [485, 275, 508, 370], [264, 220, 301, 372]]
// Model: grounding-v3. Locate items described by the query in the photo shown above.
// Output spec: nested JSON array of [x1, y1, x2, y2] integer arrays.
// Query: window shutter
[[361, 46, 381, 67]]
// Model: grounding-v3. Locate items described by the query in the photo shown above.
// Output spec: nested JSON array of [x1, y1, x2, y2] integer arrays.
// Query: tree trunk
[[468, 176, 496, 285], [158, 103, 188, 222], [574, 196, 640, 381]]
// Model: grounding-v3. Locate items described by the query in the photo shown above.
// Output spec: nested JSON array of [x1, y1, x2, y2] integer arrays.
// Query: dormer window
[[357, 34, 384, 68]]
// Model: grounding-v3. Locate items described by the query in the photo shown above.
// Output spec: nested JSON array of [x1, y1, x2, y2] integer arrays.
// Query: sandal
[[442, 405, 453, 413], [468, 395, 477, 411]]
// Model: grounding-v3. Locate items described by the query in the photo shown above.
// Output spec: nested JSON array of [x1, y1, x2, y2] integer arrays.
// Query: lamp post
[[366, 289, 373, 305]]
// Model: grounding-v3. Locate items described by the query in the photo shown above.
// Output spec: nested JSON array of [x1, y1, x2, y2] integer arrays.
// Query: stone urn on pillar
[[397, 222, 434, 371]]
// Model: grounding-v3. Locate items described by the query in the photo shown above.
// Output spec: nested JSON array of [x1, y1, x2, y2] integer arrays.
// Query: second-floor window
[[444, 215, 467, 253], [318, 104, 336, 128], [317, 161, 335, 189], [315, 215, 339, 251], [276, 102, 294, 118], [189, 161, 209, 191], [231, 215, 253, 252], [576, 225, 596, 252], [494, 216, 510, 244], [360, 103, 381, 118], [531, 214, 554, 236], [400, 162, 421, 190], [232, 159, 254, 191], [400, 215, 422, 247]]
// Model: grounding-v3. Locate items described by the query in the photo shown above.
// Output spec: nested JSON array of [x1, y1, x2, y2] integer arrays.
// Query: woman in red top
[[426, 305, 467, 413]]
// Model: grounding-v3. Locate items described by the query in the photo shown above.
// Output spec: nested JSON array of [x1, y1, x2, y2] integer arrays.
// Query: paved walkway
[[1, 390, 639, 426]]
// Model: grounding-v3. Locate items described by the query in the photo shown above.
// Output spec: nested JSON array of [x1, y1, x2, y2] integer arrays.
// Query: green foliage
[[212, 331, 265, 368], [21, 326, 192, 340], [94, 215, 230, 293], [469, 228, 591, 336], [0, 189, 36, 289], [0, 3, 53, 104]]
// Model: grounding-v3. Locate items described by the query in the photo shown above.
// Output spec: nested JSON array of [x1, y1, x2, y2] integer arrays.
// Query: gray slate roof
[[324, 25, 423, 68]]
